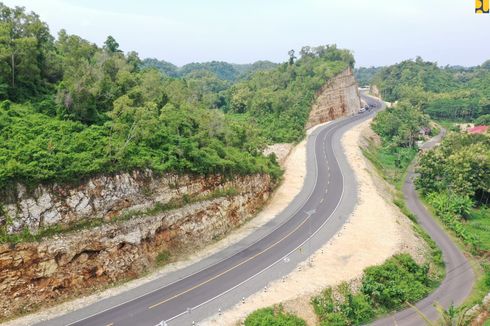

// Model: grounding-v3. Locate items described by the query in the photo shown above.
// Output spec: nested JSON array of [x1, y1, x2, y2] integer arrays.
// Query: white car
[[359, 107, 366, 113]]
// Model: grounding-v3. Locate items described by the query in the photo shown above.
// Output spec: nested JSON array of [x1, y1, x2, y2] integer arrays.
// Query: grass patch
[[362, 142, 416, 188], [467, 207, 490, 252], [155, 250, 171, 266]]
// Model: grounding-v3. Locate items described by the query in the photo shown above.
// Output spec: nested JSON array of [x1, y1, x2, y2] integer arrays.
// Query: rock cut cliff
[[306, 67, 361, 129]]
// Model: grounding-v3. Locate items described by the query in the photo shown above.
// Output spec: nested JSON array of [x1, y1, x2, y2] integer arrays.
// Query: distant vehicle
[[369, 103, 376, 109], [359, 107, 366, 113]]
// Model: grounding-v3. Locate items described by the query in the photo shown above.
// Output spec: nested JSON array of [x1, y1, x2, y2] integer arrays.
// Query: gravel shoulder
[[202, 118, 429, 326]]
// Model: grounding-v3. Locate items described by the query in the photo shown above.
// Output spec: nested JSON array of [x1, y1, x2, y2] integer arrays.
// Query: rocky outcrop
[[1, 171, 266, 234], [370, 85, 381, 98], [306, 67, 361, 129], [0, 172, 272, 318]]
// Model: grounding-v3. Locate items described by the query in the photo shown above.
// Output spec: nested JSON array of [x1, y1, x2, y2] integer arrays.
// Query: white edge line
[[64, 123, 337, 326], [166, 121, 347, 323]]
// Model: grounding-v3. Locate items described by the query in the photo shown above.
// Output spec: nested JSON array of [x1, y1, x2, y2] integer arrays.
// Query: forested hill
[[141, 59, 278, 81], [0, 3, 354, 191], [371, 58, 490, 121]]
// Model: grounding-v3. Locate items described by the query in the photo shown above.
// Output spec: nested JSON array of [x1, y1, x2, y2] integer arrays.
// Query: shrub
[[361, 254, 431, 310], [312, 283, 374, 326], [244, 306, 306, 326]]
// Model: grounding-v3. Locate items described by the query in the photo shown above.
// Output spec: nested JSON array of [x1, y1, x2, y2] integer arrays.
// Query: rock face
[[0, 68, 360, 319], [1, 171, 266, 233], [0, 172, 272, 318], [306, 67, 361, 129]]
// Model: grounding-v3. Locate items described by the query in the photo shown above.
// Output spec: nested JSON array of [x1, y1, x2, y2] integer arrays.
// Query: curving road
[[39, 96, 379, 326], [371, 127, 475, 325], [36, 95, 474, 326]]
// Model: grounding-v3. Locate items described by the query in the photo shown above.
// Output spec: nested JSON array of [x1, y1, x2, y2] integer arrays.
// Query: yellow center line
[[148, 214, 312, 310]]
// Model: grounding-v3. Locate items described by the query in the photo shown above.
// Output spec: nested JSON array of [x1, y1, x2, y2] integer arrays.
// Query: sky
[[4, 0, 489, 67]]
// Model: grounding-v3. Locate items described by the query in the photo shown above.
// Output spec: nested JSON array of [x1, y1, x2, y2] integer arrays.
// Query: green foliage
[[371, 102, 430, 148], [416, 133, 490, 200], [426, 192, 479, 248], [312, 255, 436, 325], [225, 45, 354, 143], [244, 306, 306, 326], [141, 58, 179, 77], [0, 101, 281, 191], [372, 57, 490, 121], [361, 254, 433, 310], [0, 3, 59, 101], [155, 250, 171, 266], [312, 285, 374, 326], [0, 3, 353, 200], [141, 59, 278, 81], [474, 114, 490, 125], [354, 66, 383, 87]]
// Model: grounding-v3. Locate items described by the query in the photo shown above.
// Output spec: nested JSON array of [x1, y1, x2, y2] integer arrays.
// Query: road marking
[[320, 198, 324, 203], [64, 111, 373, 326], [164, 117, 350, 324], [148, 214, 312, 310]]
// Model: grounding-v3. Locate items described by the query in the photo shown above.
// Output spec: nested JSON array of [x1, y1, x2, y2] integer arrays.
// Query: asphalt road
[[371, 127, 475, 325], [36, 95, 474, 326], [39, 95, 379, 326]]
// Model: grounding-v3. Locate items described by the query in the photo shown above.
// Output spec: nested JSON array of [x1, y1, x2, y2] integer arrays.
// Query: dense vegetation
[[244, 306, 306, 326], [371, 57, 490, 122], [354, 66, 382, 87], [417, 133, 490, 251], [224, 45, 354, 142], [363, 101, 430, 185], [142, 58, 278, 81], [311, 254, 436, 325], [0, 4, 354, 191], [371, 58, 490, 311]]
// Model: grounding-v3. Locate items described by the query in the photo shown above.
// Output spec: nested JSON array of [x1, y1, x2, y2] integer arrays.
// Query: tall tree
[[103, 35, 121, 53], [0, 4, 55, 100]]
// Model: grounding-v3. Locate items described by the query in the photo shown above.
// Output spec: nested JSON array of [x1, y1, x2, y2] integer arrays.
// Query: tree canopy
[[371, 58, 490, 122], [0, 3, 354, 191]]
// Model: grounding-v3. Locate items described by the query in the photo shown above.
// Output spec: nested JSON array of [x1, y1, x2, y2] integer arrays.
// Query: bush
[[312, 283, 374, 326], [361, 254, 432, 310], [244, 306, 306, 326], [312, 254, 437, 325]]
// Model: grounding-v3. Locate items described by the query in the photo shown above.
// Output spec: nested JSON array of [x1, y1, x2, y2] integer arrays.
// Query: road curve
[[371, 127, 475, 325], [38, 97, 378, 326]]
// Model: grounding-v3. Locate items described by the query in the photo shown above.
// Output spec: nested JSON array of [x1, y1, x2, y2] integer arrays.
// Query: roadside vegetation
[[245, 254, 440, 326], [370, 60, 490, 322], [244, 306, 306, 326], [312, 254, 437, 325]]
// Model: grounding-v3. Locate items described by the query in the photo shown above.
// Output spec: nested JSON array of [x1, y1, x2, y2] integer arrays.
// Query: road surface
[[39, 96, 379, 326], [371, 127, 475, 325], [37, 96, 474, 326]]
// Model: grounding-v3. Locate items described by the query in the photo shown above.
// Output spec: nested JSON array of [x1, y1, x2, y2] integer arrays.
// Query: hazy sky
[[4, 0, 489, 67]]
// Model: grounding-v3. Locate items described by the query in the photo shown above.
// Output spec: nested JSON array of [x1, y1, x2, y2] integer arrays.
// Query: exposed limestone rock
[[0, 173, 272, 318], [0, 68, 361, 319], [306, 67, 361, 128], [1, 170, 266, 233]]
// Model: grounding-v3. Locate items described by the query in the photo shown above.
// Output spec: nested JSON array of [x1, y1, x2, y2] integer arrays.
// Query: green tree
[[103, 35, 121, 53], [0, 3, 56, 100]]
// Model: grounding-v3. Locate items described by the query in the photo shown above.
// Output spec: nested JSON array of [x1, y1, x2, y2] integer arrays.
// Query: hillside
[[371, 57, 490, 121], [0, 3, 354, 192]]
